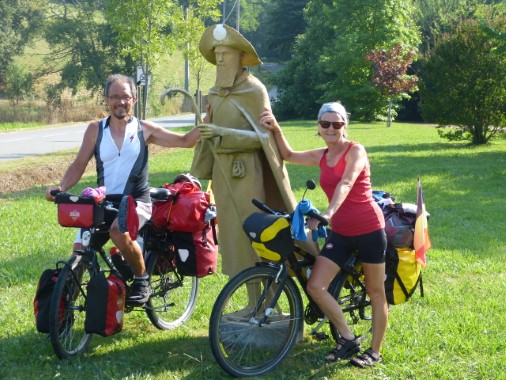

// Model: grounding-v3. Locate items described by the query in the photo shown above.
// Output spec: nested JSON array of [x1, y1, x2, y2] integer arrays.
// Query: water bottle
[[110, 247, 134, 282]]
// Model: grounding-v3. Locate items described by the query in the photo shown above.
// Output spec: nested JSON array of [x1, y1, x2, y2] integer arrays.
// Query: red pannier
[[172, 223, 218, 278], [85, 272, 125, 337], [151, 174, 218, 278], [55, 192, 105, 228], [33, 268, 62, 333], [152, 181, 211, 233]]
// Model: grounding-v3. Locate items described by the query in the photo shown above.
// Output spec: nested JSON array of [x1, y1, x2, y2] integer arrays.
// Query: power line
[[222, 0, 240, 30]]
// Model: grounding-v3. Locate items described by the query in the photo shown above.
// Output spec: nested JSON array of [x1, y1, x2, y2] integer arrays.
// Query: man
[[193, 24, 318, 289], [46, 74, 199, 305]]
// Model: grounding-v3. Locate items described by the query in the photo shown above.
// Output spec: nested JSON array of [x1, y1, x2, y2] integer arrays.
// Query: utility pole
[[236, 0, 240, 32], [184, 6, 189, 92], [222, 0, 226, 23]]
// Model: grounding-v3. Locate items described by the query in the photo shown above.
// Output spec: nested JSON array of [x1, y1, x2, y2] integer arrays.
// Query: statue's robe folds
[[192, 70, 318, 276]]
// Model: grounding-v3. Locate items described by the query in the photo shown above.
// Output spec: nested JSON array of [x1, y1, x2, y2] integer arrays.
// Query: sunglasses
[[319, 120, 345, 129]]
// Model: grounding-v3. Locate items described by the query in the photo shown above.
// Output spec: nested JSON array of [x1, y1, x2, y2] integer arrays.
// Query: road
[[0, 114, 199, 162]]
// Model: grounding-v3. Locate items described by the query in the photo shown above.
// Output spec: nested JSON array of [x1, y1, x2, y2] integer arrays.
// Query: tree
[[43, 1, 135, 96], [400, 0, 504, 121], [0, 0, 44, 92], [415, 0, 476, 54], [366, 45, 418, 127], [4, 63, 33, 104], [419, 17, 506, 145], [273, 0, 420, 121], [169, 0, 221, 91], [104, 0, 221, 118], [240, 0, 308, 60], [263, 0, 308, 60], [272, 0, 335, 120], [320, 0, 420, 121]]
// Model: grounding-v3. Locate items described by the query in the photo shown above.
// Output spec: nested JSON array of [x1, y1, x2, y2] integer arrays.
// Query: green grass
[[0, 121, 46, 132], [0, 122, 505, 379]]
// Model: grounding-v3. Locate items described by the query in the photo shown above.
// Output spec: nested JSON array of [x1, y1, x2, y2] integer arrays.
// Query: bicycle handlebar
[[50, 190, 123, 204], [306, 210, 328, 226], [252, 199, 280, 215], [51, 188, 173, 204], [251, 198, 328, 226]]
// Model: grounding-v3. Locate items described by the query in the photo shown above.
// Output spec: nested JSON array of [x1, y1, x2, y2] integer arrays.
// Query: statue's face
[[214, 46, 243, 88], [214, 46, 242, 67]]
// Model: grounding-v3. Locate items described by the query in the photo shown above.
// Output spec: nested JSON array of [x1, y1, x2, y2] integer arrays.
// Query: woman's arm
[[259, 109, 323, 166]]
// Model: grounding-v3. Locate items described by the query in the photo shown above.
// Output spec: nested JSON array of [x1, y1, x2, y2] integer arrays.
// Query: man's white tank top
[[95, 116, 150, 203]]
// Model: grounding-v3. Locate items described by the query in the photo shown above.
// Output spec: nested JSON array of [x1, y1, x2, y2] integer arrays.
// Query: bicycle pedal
[[311, 331, 328, 341]]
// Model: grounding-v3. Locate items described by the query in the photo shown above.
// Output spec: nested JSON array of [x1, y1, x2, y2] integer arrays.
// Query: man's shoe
[[126, 278, 152, 305]]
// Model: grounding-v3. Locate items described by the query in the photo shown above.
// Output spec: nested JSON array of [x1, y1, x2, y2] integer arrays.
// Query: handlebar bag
[[85, 272, 125, 337], [243, 213, 294, 262], [55, 193, 105, 228]]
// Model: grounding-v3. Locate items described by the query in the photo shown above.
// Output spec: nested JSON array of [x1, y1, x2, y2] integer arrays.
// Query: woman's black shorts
[[319, 229, 387, 268]]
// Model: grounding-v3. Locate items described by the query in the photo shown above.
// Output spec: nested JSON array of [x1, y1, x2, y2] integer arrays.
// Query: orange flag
[[413, 178, 431, 267]]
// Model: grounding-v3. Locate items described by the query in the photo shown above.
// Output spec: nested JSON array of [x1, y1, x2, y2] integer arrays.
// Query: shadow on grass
[[285, 145, 505, 256], [0, 327, 345, 379]]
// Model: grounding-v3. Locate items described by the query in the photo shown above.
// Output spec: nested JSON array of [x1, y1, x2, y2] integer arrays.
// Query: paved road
[[0, 114, 199, 162]]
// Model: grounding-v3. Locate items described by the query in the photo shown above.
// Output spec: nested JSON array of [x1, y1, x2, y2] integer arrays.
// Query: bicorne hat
[[199, 24, 262, 67]]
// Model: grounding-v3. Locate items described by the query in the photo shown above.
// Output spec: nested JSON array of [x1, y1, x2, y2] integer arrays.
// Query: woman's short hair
[[317, 101, 349, 125]]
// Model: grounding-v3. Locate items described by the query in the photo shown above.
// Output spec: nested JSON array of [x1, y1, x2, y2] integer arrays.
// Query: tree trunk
[[387, 98, 392, 127]]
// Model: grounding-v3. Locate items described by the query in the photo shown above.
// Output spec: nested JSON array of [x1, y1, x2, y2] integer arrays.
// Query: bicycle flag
[[413, 177, 431, 267]]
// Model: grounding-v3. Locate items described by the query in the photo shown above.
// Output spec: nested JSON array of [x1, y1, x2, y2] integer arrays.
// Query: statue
[[193, 24, 318, 287]]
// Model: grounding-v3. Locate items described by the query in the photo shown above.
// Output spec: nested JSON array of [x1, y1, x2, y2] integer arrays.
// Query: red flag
[[413, 178, 431, 267]]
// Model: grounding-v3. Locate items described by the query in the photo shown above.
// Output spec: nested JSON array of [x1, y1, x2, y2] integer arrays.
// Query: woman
[[259, 102, 387, 368]]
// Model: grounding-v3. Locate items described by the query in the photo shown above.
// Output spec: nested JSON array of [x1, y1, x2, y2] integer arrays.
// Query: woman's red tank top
[[319, 142, 384, 236]]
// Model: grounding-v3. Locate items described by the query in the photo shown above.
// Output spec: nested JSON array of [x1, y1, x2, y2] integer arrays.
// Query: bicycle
[[208, 180, 372, 377], [48, 187, 198, 359]]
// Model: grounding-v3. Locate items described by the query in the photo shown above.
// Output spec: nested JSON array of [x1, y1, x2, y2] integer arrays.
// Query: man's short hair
[[104, 74, 137, 98]]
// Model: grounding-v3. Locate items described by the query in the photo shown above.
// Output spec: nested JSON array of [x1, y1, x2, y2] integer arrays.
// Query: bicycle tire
[[145, 250, 199, 330], [328, 269, 372, 343], [49, 255, 93, 359], [209, 265, 303, 377]]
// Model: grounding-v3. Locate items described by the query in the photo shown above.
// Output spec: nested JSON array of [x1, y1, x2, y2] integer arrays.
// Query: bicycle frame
[[47, 189, 200, 359], [248, 208, 370, 335], [208, 182, 374, 377]]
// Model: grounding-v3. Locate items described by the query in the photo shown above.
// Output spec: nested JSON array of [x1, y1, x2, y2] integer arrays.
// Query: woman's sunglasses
[[319, 121, 345, 129]]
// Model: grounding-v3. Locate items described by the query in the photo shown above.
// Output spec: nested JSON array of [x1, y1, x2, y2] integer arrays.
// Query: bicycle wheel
[[49, 255, 93, 359], [329, 269, 372, 343], [145, 250, 199, 330], [209, 265, 303, 377]]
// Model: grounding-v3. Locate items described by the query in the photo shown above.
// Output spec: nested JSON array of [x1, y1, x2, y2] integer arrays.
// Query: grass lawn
[[0, 121, 505, 379]]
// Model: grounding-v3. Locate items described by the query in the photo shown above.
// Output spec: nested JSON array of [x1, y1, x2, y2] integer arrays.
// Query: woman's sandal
[[349, 348, 382, 368], [325, 335, 361, 362]]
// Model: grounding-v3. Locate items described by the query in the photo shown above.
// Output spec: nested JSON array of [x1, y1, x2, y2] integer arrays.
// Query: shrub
[[419, 18, 506, 145]]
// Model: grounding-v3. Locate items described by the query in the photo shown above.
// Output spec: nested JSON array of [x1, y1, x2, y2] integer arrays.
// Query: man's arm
[[45, 122, 98, 201], [143, 120, 200, 148]]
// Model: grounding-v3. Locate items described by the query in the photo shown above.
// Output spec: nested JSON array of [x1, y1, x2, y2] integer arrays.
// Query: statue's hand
[[198, 123, 228, 139]]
